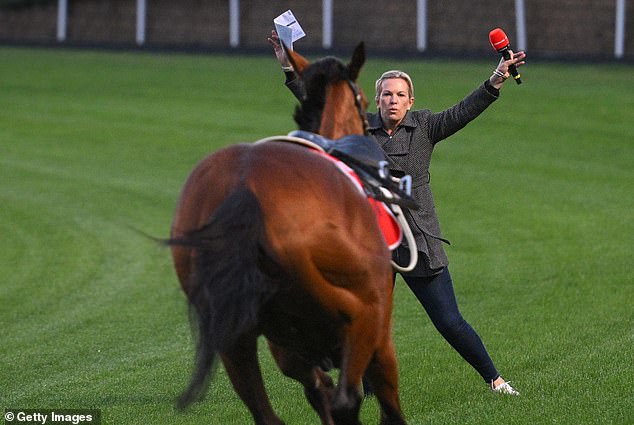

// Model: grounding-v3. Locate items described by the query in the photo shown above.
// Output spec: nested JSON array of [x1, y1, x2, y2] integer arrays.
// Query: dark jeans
[[364, 267, 499, 394]]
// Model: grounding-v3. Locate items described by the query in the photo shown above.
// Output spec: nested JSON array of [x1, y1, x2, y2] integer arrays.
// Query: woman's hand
[[267, 30, 293, 70], [489, 50, 527, 89]]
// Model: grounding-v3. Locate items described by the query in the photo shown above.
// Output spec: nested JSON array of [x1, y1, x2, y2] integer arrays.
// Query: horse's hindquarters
[[170, 144, 251, 293], [169, 141, 403, 424]]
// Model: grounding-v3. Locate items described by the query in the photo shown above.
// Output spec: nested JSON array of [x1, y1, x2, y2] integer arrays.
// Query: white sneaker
[[491, 381, 520, 395]]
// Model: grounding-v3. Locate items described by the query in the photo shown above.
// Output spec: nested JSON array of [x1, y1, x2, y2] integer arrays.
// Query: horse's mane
[[294, 57, 352, 133]]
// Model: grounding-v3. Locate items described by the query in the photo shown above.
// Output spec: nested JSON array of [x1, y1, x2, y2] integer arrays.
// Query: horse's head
[[287, 44, 368, 139]]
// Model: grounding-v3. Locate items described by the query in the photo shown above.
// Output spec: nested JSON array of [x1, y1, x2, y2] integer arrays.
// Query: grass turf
[[0, 47, 632, 424]]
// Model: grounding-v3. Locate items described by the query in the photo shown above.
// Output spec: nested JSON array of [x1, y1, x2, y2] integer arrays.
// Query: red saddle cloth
[[316, 150, 403, 251]]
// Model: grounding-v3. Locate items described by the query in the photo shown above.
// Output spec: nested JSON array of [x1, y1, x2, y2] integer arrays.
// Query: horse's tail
[[168, 186, 279, 409]]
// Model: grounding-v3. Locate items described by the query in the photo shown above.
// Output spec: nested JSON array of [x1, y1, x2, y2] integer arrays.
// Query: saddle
[[255, 131, 420, 273], [287, 130, 418, 210]]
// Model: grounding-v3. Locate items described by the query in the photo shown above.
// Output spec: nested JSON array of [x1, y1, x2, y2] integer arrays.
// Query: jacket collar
[[368, 110, 417, 132]]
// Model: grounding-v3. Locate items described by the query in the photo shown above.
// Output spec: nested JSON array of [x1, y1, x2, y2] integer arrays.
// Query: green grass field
[[1, 47, 632, 424]]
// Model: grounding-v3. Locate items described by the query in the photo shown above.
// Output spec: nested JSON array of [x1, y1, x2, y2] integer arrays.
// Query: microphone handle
[[500, 47, 522, 85]]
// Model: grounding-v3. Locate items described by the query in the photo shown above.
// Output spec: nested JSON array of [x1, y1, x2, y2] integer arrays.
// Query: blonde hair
[[375, 70, 414, 101]]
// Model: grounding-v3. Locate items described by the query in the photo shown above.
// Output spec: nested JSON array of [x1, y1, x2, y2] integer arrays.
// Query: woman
[[268, 30, 525, 395]]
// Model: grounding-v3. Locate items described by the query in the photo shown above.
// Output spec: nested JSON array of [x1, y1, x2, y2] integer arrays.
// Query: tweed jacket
[[285, 74, 500, 275], [368, 83, 499, 275]]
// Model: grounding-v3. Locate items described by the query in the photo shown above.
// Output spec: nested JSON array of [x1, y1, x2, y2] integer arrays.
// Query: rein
[[346, 79, 370, 135]]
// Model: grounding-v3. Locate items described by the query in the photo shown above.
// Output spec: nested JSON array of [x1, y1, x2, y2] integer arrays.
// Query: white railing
[[52, 0, 627, 59], [56, 0, 66, 42]]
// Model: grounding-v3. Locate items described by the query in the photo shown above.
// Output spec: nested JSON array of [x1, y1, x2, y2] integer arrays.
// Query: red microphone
[[489, 28, 522, 84]]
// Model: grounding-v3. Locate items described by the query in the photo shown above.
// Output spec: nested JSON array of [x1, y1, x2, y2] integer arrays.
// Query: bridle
[[347, 79, 370, 136]]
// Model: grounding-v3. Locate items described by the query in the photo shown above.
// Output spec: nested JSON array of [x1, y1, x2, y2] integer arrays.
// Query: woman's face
[[376, 78, 414, 128]]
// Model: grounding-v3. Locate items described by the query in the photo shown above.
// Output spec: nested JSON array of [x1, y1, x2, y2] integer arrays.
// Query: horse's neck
[[319, 86, 364, 139], [319, 121, 364, 139]]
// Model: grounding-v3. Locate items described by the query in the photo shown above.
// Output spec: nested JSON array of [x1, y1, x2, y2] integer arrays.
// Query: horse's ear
[[347, 42, 366, 81], [285, 44, 310, 76]]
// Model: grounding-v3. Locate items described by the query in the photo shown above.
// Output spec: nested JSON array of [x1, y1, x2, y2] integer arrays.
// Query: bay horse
[[168, 44, 407, 425]]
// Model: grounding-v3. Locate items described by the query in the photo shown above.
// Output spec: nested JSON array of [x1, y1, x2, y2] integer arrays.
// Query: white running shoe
[[491, 381, 520, 395]]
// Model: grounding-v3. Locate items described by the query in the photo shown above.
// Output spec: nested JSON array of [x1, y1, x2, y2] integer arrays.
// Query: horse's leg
[[220, 334, 284, 425], [329, 269, 406, 425], [275, 257, 388, 424], [268, 341, 336, 425], [330, 307, 381, 425], [364, 339, 407, 425]]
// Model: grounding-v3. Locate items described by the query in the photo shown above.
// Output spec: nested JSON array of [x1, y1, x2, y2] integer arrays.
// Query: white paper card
[[273, 10, 306, 50]]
